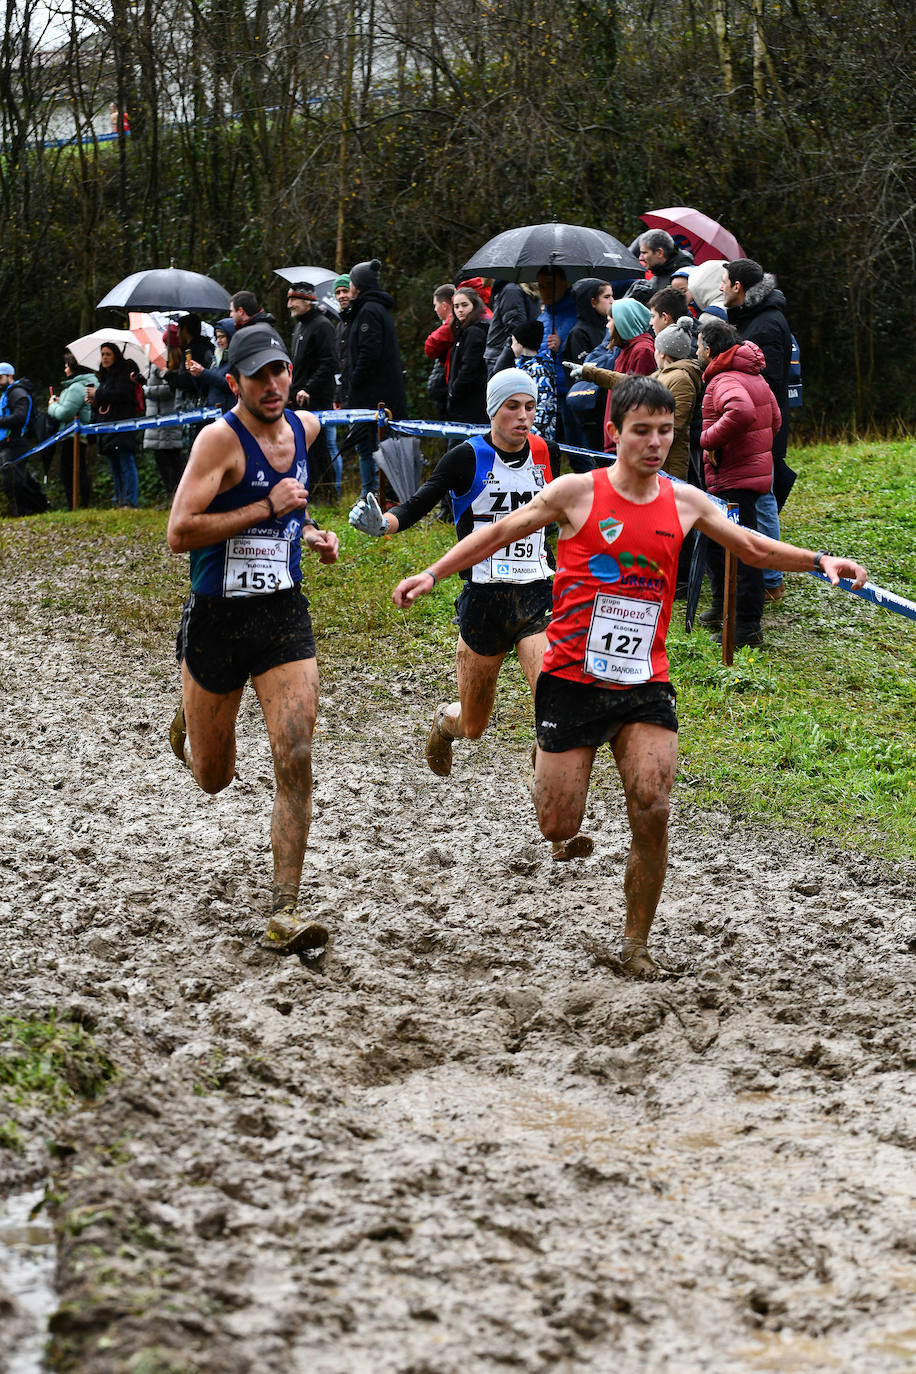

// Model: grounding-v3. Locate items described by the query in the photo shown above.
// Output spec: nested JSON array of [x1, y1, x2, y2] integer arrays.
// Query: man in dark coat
[[723, 258, 796, 601], [345, 257, 408, 497], [627, 230, 694, 297], [229, 291, 277, 333], [286, 282, 338, 503], [0, 363, 47, 515], [483, 280, 539, 377]]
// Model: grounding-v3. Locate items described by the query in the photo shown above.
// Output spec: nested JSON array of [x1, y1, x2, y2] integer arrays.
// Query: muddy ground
[[1, 541, 915, 1374]]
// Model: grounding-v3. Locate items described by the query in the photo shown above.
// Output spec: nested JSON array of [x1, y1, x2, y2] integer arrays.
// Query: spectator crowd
[[0, 227, 797, 646]]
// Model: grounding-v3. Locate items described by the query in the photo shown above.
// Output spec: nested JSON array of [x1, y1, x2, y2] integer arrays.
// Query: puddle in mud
[[0, 1185, 57, 1374]]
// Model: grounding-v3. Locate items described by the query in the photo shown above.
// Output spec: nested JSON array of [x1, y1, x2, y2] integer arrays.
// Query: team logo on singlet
[[598, 515, 624, 546]]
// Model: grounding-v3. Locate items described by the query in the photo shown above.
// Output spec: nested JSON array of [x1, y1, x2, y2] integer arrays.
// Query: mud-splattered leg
[[252, 657, 319, 907], [612, 722, 679, 978], [180, 660, 244, 793], [426, 637, 506, 775], [517, 634, 593, 861]]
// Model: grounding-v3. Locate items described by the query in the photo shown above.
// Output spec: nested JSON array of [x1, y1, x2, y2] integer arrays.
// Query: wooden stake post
[[71, 431, 80, 510]]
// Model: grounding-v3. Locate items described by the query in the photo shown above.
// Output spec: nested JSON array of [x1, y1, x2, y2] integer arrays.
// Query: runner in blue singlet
[[166, 325, 340, 956]]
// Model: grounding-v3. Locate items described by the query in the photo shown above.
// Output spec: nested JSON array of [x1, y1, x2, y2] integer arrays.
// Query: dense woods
[[1, 0, 914, 432]]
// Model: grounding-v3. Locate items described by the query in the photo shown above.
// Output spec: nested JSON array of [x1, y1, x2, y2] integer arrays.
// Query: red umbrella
[[639, 207, 744, 265]]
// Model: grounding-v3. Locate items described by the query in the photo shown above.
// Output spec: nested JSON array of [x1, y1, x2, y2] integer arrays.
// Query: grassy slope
[[2, 441, 913, 859]]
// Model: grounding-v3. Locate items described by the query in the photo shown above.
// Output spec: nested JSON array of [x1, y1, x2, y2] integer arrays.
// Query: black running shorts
[[535, 672, 678, 753], [455, 579, 553, 657], [176, 585, 316, 695]]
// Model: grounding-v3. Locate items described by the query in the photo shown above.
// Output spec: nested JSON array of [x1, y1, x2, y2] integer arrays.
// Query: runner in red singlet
[[393, 377, 867, 979]]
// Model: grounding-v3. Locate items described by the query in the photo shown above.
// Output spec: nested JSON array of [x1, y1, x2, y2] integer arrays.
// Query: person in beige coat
[[569, 316, 701, 481]]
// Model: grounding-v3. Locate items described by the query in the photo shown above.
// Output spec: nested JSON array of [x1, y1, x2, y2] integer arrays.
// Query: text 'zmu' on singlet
[[451, 433, 553, 585], [542, 469, 685, 688], [189, 409, 312, 598]]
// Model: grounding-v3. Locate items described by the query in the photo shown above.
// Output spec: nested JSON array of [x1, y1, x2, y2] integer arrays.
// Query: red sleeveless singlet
[[541, 468, 684, 689]]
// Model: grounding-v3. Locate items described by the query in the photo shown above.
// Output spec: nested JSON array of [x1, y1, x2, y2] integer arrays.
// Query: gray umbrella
[[273, 265, 340, 316], [374, 434, 424, 503], [97, 268, 231, 312], [459, 221, 643, 285]]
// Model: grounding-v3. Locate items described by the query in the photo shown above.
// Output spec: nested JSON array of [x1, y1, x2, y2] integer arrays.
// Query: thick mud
[[2, 550, 915, 1373]]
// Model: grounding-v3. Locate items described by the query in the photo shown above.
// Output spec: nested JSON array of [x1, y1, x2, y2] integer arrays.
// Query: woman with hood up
[[684, 259, 729, 323], [187, 316, 235, 412]]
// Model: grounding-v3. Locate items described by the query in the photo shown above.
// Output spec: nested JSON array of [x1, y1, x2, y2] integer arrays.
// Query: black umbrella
[[684, 532, 708, 633], [273, 265, 340, 316], [459, 222, 643, 285], [97, 268, 231, 313]]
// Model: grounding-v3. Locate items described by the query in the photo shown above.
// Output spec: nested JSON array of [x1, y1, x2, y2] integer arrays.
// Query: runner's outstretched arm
[[681, 486, 868, 587], [392, 477, 577, 608]]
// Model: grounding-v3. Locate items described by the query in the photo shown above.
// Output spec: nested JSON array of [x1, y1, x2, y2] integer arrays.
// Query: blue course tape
[[9, 409, 224, 466], [8, 408, 914, 626], [811, 572, 916, 624]]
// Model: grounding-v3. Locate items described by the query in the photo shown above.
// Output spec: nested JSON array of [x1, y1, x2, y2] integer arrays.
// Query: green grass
[[0, 1013, 117, 1125], [665, 440, 916, 854], [0, 440, 913, 857]]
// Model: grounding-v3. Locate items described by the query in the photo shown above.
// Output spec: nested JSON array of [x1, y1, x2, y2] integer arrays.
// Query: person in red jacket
[[697, 318, 781, 648]]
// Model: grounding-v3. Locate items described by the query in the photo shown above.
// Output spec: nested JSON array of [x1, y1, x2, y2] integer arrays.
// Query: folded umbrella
[[373, 434, 424, 503], [639, 208, 744, 266], [98, 268, 231, 313]]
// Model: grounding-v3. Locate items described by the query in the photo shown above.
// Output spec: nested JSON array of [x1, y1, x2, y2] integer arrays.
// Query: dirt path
[[1, 550, 915, 1373]]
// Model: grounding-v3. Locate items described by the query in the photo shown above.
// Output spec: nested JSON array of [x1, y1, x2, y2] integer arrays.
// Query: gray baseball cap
[[227, 325, 291, 376]]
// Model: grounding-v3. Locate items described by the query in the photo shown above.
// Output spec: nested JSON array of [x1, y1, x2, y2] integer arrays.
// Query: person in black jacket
[[446, 287, 490, 424], [627, 230, 694, 295], [483, 279, 539, 377], [89, 342, 143, 507], [287, 282, 338, 502], [0, 363, 47, 515], [345, 257, 408, 497]]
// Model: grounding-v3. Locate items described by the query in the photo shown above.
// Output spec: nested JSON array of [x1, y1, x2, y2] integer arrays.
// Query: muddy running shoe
[[169, 699, 187, 763], [619, 939, 683, 981], [262, 906, 329, 956], [552, 835, 595, 862], [425, 705, 453, 777]]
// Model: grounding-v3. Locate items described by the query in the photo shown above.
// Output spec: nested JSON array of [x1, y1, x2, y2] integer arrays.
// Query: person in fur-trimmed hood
[[722, 260, 792, 471]]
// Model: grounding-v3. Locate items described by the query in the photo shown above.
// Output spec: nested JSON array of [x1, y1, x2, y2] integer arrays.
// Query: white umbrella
[[67, 328, 150, 375]]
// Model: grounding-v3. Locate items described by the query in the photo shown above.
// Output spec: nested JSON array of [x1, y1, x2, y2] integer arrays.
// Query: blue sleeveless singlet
[[189, 409, 312, 596]]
